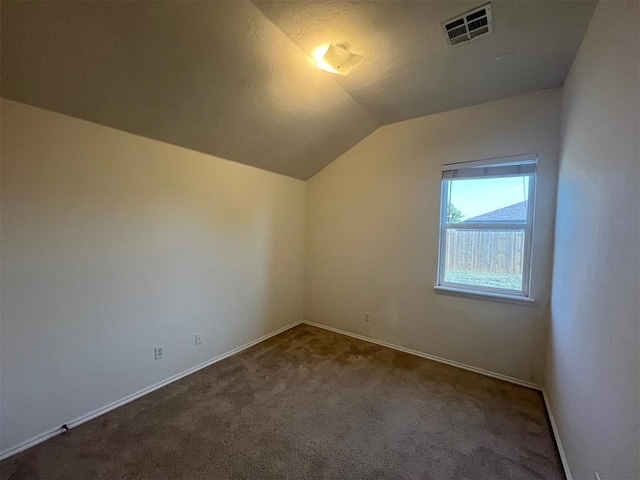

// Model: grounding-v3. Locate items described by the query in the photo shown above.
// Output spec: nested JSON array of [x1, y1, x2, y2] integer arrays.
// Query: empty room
[[0, 1, 638, 479]]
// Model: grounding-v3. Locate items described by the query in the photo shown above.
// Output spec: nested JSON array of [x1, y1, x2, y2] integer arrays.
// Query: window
[[435, 154, 537, 301]]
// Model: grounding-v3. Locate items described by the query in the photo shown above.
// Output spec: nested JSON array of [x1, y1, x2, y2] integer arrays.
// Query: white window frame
[[435, 154, 537, 301]]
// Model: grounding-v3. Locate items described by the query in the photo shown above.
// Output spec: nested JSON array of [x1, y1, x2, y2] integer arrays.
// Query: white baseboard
[[302, 320, 574, 480], [542, 390, 573, 480], [3, 318, 572, 480], [0, 320, 301, 461], [302, 320, 541, 390]]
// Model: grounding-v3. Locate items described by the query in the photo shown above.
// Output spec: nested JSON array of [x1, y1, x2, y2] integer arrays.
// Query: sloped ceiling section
[[0, 0, 378, 179], [254, 0, 597, 125], [1, 1, 595, 179]]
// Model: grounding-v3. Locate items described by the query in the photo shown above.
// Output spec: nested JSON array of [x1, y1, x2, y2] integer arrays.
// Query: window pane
[[446, 176, 530, 224], [443, 229, 526, 292]]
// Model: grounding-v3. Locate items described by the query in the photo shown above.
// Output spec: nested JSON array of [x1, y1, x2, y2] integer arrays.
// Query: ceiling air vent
[[441, 3, 493, 47]]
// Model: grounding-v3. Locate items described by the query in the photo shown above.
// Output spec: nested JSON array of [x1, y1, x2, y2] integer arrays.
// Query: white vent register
[[441, 3, 493, 47]]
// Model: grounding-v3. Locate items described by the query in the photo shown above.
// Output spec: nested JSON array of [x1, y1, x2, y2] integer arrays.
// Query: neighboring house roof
[[463, 201, 528, 223]]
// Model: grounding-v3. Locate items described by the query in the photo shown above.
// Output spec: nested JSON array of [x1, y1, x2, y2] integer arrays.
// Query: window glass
[[439, 172, 534, 296], [446, 176, 530, 224], [443, 228, 526, 291]]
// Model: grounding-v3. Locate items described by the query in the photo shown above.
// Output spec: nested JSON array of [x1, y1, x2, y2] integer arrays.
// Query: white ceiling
[[1, 1, 595, 179], [255, 0, 596, 125]]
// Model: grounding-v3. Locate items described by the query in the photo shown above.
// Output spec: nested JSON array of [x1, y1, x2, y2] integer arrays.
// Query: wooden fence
[[445, 229, 525, 274]]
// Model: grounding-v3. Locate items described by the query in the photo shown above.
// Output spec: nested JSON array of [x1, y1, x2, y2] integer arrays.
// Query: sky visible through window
[[448, 176, 529, 221]]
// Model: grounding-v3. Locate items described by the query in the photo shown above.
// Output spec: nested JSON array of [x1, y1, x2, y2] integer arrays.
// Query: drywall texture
[[546, 2, 640, 479], [2, 1, 595, 179], [256, 0, 595, 124], [305, 89, 561, 385], [0, 1, 377, 179], [0, 99, 306, 453]]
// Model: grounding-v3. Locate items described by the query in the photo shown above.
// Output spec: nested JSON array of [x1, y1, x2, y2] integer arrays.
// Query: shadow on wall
[[0, 99, 305, 453]]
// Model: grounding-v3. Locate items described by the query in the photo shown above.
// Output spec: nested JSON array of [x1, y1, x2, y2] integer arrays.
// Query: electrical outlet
[[364, 312, 370, 322], [195, 333, 202, 345], [154, 345, 164, 360]]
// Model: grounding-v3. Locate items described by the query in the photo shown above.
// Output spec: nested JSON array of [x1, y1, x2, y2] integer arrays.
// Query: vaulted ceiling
[[1, 1, 595, 179]]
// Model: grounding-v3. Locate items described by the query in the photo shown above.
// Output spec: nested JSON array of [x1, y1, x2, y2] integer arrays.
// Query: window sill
[[433, 285, 535, 305]]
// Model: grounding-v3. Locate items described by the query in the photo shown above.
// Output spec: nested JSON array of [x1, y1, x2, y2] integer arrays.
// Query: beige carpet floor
[[1, 324, 564, 480]]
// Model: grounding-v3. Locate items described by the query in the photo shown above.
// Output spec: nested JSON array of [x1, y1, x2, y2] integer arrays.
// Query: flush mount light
[[313, 44, 363, 75]]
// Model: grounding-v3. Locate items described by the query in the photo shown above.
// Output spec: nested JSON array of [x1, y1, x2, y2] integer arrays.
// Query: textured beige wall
[[547, 2, 640, 479], [0, 99, 306, 452], [305, 89, 561, 384]]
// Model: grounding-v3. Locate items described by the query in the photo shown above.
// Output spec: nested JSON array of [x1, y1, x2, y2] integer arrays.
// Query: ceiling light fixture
[[313, 44, 363, 76]]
